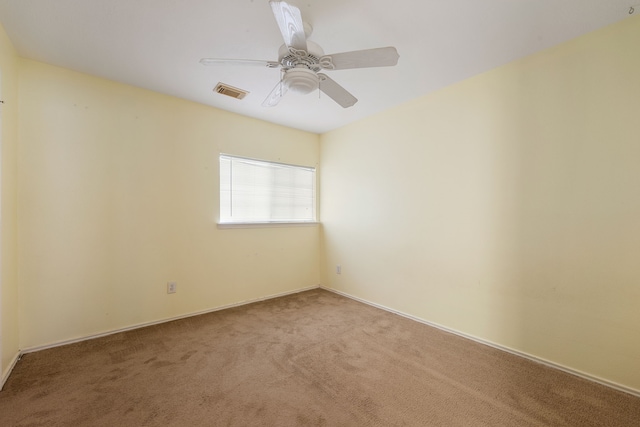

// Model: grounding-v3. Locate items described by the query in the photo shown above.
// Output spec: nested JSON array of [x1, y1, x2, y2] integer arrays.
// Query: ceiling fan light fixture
[[284, 68, 318, 94]]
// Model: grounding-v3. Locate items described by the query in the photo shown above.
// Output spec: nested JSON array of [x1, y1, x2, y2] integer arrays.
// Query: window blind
[[220, 154, 316, 223]]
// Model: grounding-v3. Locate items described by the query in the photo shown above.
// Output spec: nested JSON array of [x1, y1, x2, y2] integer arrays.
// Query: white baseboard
[[1, 350, 22, 391], [321, 286, 640, 399], [20, 285, 320, 355]]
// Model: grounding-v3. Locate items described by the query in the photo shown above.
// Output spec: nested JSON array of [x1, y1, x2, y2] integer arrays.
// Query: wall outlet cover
[[167, 282, 177, 294]]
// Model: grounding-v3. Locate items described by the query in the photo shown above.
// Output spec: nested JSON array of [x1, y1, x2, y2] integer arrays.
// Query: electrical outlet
[[167, 281, 177, 294], [336, 265, 341, 275]]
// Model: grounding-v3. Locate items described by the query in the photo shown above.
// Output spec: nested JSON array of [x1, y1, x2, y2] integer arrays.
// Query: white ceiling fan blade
[[262, 80, 289, 107], [320, 47, 399, 70], [269, 0, 307, 52], [200, 58, 280, 68], [318, 74, 357, 108]]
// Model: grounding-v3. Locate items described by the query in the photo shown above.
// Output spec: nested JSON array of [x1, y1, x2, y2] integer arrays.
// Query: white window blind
[[219, 154, 316, 223]]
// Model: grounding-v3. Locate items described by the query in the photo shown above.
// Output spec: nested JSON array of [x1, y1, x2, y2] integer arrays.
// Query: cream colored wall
[[18, 59, 320, 349], [0, 24, 19, 384], [321, 16, 640, 391]]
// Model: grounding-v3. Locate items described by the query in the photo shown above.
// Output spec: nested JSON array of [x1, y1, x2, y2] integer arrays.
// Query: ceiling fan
[[200, 0, 399, 108]]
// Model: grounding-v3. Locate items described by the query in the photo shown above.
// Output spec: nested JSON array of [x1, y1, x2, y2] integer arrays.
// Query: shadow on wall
[[506, 32, 640, 387]]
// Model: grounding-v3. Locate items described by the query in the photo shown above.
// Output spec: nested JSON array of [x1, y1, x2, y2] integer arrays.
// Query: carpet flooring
[[1, 288, 639, 426]]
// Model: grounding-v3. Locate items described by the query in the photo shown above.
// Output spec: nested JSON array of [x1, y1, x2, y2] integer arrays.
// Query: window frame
[[218, 153, 318, 228]]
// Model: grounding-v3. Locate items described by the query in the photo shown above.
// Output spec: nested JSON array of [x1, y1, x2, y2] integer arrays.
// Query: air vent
[[214, 83, 249, 100]]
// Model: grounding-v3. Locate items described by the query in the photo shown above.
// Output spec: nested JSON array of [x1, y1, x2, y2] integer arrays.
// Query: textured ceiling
[[0, 0, 636, 133]]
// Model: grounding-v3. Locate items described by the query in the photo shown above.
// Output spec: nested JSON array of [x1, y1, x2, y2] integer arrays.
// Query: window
[[219, 154, 316, 224]]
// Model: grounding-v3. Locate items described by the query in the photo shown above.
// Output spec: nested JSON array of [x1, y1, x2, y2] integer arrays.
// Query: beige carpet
[[1, 289, 639, 426]]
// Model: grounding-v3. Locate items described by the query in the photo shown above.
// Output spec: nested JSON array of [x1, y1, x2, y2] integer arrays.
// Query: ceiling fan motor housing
[[278, 41, 325, 71]]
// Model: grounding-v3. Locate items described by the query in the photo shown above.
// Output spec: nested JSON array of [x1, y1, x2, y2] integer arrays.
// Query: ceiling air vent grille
[[214, 83, 249, 100]]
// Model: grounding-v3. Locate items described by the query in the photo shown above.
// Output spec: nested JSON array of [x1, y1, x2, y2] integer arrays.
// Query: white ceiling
[[0, 0, 636, 134]]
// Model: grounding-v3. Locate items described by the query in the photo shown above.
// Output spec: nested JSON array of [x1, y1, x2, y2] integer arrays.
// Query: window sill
[[217, 221, 319, 229]]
